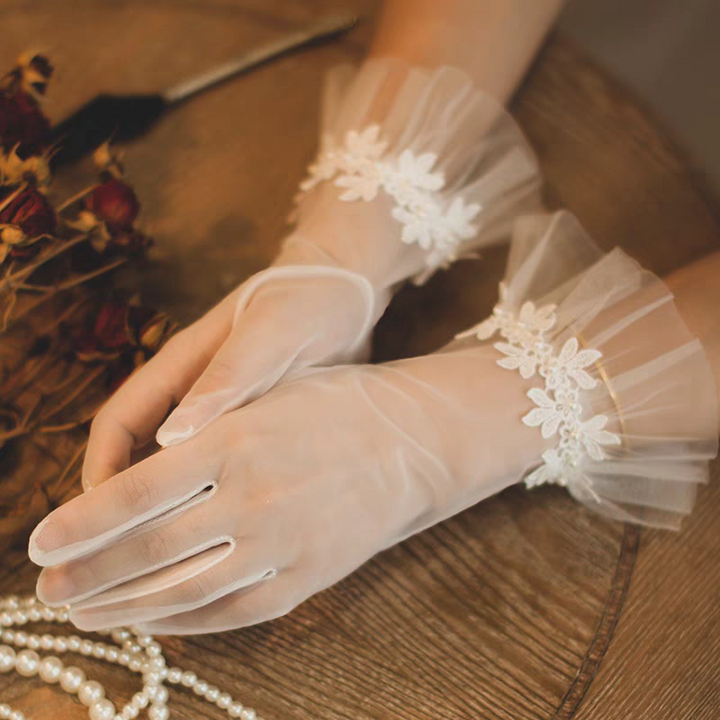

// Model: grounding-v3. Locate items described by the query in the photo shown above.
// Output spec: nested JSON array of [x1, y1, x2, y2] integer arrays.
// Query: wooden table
[[2, 1, 720, 718]]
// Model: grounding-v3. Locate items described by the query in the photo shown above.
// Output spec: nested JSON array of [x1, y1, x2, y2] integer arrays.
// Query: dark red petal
[[0, 90, 50, 157], [86, 179, 140, 233], [0, 187, 56, 237]]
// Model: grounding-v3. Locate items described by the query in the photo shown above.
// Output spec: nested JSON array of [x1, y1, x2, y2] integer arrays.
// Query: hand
[[30, 348, 543, 634], [81, 259, 383, 490]]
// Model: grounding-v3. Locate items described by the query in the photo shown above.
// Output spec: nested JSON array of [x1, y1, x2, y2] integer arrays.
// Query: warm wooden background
[[2, 1, 720, 718]]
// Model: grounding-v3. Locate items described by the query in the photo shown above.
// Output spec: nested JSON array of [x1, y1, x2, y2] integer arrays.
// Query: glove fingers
[[29, 434, 223, 568], [82, 308, 234, 490], [136, 577, 292, 635], [69, 556, 278, 631], [36, 501, 231, 607]]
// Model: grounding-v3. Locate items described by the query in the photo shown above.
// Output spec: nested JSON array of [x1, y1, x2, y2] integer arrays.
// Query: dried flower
[[0, 186, 56, 240], [0, 90, 50, 157], [76, 300, 173, 386], [0, 224, 28, 263], [13, 52, 53, 101], [0, 146, 51, 187], [93, 142, 124, 179], [86, 178, 140, 234]]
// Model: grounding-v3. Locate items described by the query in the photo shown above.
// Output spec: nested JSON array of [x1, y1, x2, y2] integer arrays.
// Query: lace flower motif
[[457, 285, 621, 490], [296, 125, 482, 271]]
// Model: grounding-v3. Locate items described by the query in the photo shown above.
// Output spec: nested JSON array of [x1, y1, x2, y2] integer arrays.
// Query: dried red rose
[[0, 186, 56, 239], [86, 178, 140, 234], [75, 300, 173, 373], [0, 89, 50, 158]]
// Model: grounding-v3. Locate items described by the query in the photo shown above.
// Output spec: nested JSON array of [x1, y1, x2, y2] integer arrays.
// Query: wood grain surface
[[1, 2, 720, 719]]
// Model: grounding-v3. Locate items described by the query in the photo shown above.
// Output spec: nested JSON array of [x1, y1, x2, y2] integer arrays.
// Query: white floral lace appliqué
[[457, 284, 620, 490], [296, 125, 482, 271]]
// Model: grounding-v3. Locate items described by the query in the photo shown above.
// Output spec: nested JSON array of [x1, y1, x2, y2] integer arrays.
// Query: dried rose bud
[[0, 186, 56, 238], [93, 142, 124, 179], [0, 89, 50, 157], [15, 52, 53, 100], [86, 178, 140, 234], [0, 147, 51, 187], [93, 301, 135, 350]]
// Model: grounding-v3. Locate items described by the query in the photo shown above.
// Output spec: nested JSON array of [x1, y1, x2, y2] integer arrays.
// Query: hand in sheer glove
[[30, 345, 546, 633], [81, 59, 539, 489]]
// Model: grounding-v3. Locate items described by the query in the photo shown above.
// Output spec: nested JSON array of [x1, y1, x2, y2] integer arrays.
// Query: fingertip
[[156, 420, 197, 447]]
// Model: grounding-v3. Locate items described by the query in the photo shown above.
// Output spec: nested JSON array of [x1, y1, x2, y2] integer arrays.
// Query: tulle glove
[[30, 211, 716, 633], [81, 59, 540, 489]]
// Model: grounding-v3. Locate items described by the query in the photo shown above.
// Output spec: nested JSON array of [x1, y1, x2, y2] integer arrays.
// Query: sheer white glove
[[82, 59, 540, 489], [29, 211, 717, 633], [31, 345, 546, 633]]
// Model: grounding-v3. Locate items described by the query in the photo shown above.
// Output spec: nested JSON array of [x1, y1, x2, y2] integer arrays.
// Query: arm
[[370, 0, 566, 100]]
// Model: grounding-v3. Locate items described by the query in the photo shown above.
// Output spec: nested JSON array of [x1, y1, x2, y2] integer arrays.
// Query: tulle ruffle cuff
[[458, 211, 718, 529], [292, 59, 541, 285]]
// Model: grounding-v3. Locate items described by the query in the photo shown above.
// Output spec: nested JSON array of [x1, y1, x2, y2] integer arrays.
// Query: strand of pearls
[[0, 595, 263, 720]]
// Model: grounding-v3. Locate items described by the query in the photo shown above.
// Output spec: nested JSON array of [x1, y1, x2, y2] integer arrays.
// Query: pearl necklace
[[0, 595, 263, 720]]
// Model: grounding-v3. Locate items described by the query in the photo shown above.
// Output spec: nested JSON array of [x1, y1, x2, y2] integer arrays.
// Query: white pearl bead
[[13, 631, 26, 646], [204, 685, 220, 703], [89, 699, 116, 720], [40, 634, 54, 650], [15, 649, 40, 677], [130, 693, 148, 710], [41, 606, 55, 621], [148, 706, 169, 720], [241, 709, 257, 720], [229, 703, 244, 718], [52, 637, 67, 653], [120, 705, 138, 720], [118, 651, 131, 665], [105, 647, 118, 662], [128, 657, 142, 672], [143, 670, 162, 686], [146, 685, 169, 704], [0, 703, 10, 717], [27, 608, 41, 622], [2, 631, 14, 643], [147, 656, 165, 671], [38, 656, 64, 683], [67, 636, 81, 652], [93, 643, 107, 659], [56, 609, 70, 622], [0, 645, 16, 673], [0, 613, 12, 626], [80, 639, 94, 655], [79, 680, 106, 706], [10, 711, 24, 720], [13, 611, 27, 625], [145, 641, 162, 657], [217, 693, 232, 709], [180, 670, 197, 687], [193, 679, 209, 695], [60, 665, 86, 693], [166, 667, 182, 683], [26, 635, 40, 650]]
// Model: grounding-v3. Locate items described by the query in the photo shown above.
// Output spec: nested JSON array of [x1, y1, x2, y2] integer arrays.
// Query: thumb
[[156, 265, 377, 447], [156, 310, 313, 447]]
